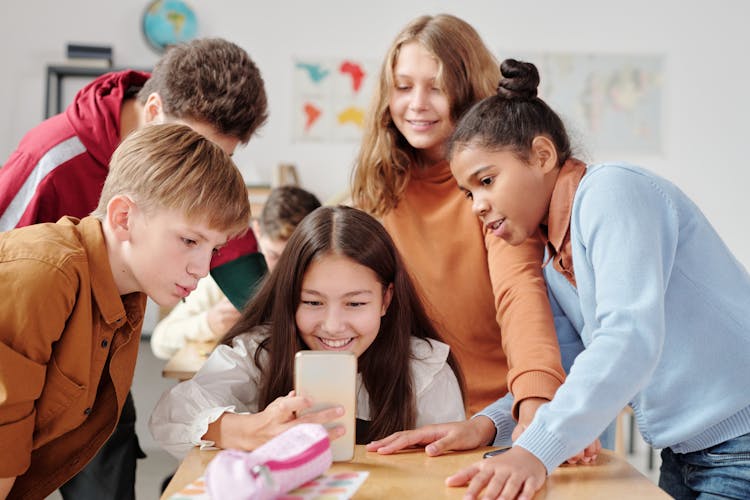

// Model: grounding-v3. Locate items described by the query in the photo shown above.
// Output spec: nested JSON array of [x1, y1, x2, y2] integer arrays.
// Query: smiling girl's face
[[388, 41, 454, 165], [295, 253, 393, 357]]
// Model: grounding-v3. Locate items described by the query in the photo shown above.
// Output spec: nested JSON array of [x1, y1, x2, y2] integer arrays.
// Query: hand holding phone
[[294, 351, 356, 461]]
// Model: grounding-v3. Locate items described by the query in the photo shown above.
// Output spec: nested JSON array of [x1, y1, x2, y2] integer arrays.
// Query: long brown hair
[[351, 14, 500, 217], [222, 206, 463, 441]]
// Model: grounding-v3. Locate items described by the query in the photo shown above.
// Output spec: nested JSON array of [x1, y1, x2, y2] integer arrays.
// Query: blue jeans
[[659, 432, 750, 499]]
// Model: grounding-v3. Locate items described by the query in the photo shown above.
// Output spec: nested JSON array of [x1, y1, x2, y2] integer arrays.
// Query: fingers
[[365, 432, 402, 452], [424, 432, 462, 456], [296, 405, 345, 426], [445, 463, 480, 487], [367, 428, 443, 455], [566, 450, 584, 464], [518, 476, 545, 500], [581, 439, 601, 463], [452, 466, 543, 500], [326, 424, 346, 442], [446, 447, 546, 499], [567, 438, 601, 464], [265, 393, 312, 423], [466, 467, 504, 499]]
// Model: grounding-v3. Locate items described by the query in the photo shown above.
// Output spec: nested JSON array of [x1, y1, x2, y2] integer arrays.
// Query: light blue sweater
[[479, 163, 750, 473]]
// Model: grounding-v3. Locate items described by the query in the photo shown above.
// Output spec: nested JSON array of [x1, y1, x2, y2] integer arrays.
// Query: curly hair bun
[[496, 59, 540, 100]]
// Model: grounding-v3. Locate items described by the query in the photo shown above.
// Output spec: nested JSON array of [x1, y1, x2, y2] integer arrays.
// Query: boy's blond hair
[[92, 123, 250, 236]]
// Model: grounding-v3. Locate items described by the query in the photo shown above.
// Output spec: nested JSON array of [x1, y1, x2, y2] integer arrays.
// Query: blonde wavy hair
[[93, 123, 250, 236], [351, 14, 500, 217]]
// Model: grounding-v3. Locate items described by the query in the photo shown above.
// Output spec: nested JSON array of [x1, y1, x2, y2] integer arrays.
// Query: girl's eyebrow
[[456, 165, 492, 192], [300, 289, 374, 297], [470, 165, 493, 178], [393, 73, 436, 82]]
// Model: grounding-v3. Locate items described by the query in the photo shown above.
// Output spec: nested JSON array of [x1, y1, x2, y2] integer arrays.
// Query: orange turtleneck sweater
[[382, 160, 564, 415]]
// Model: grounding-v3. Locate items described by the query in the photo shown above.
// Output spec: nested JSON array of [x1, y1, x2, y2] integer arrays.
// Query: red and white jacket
[[0, 70, 149, 230]]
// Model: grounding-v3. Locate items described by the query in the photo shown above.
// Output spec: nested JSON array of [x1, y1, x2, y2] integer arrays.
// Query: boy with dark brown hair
[[0, 37, 267, 229], [0, 37, 267, 499]]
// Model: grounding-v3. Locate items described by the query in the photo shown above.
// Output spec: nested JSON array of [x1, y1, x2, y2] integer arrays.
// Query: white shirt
[[149, 332, 465, 458]]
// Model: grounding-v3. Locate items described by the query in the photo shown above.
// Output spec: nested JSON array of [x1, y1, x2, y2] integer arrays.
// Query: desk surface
[[162, 445, 668, 499], [161, 340, 216, 381]]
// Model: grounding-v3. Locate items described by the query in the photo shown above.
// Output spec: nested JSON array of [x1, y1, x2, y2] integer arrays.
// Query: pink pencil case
[[205, 423, 333, 500]]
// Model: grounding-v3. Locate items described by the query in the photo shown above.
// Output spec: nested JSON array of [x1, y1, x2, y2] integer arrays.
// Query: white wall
[[1, 1, 749, 266]]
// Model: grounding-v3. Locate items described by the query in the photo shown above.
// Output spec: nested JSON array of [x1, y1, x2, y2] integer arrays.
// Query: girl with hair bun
[[434, 58, 750, 499]]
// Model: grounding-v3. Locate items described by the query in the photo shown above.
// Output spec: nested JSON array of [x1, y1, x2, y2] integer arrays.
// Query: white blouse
[[149, 332, 466, 459]]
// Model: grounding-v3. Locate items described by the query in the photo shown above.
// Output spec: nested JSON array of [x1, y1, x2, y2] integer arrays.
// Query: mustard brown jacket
[[0, 216, 145, 499]]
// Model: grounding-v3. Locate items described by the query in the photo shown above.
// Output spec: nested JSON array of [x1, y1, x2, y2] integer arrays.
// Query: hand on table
[[206, 298, 242, 338], [564, 438, 600, 464], [513, 397, 600, 465], [205, 391, 345, 451], [446, 446, 546, 500], [366, 417, 496, 456]]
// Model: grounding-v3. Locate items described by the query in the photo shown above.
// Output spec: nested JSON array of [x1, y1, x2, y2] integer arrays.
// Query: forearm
[[469, 415, 498, 446], [0, 476, 16, 499], [486, 232, 564, 409], [203, 412, 264, 451]]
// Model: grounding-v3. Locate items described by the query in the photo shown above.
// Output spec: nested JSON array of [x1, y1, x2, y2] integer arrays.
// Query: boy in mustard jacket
[[0, 123, 251, 499]]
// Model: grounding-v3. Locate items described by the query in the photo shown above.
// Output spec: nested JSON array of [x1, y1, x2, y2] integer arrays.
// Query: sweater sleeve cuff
[[0, 412, 34, 477], [508, 371, 562, 418], [473, 396, 515, 447], [513, 419, 568, 475]]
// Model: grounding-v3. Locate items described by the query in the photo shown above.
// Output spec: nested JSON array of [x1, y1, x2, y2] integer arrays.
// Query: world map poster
[[507, 51, 665, 156], [293, 58, 378, 142]]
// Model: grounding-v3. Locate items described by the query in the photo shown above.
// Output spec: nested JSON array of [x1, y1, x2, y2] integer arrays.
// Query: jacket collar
[[542, 158, 587, 287], [72, 216, 145, 328]]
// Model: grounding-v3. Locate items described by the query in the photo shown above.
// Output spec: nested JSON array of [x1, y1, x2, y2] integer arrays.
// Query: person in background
[[351, 14, 564, 439], [0, 37, 268, 500], [443, 59, 750, 499], [150, 185, 322, 360], [149, 206, 465, 459], [0, 124, 251, 499]]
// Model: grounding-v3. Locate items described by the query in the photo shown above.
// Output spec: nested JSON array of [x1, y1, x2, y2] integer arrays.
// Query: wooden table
[[161, 340, 217, 381], [161, 445, 668, 499]]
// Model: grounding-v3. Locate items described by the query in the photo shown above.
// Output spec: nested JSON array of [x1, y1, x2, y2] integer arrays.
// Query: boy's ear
[[381, 283, 394, 316], [531, 136, 559, 174], [106, 195, 135, 242], [143, 92, 166, 125]]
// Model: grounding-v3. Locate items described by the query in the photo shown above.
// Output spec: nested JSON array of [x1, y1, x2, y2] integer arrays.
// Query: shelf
[[44, 64, 150, 118]]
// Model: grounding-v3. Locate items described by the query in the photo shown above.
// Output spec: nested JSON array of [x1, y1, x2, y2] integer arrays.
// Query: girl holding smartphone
[[149, 206, 465, 459]]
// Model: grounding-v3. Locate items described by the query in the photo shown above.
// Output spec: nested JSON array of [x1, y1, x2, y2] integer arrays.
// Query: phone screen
[[294, 351, 357, 461]]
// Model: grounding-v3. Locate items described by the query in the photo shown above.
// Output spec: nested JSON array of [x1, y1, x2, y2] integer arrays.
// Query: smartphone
[[294, 351, 357, 461], [483, 447, 511, 459]]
